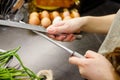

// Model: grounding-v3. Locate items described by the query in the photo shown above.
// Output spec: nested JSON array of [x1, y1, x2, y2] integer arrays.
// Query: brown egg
[[41, 10, 49, 18], [52, 16, 62, 24], [29, 16, 40, 25], [63, 16, 72, 21], [41, 17, 51, 28], [29, 12, 39, 18], [71, 10, 80, 18], [62, 9, 70, 18], [51, 11, 60, 20]]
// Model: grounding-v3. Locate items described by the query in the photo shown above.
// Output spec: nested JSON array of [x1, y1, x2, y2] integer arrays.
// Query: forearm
[[81, 14, 115, 34]]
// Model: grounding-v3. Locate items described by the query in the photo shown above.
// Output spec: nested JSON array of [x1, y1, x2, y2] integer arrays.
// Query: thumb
[[46, 21, 68, 34], [85, 50, 100, 58], [69, 56, 86, 66]]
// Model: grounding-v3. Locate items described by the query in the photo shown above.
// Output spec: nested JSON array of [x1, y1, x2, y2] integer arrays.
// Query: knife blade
[[0, 19, 47, 33], [33, 31, 84, 58], [0, 19, 83, 39]]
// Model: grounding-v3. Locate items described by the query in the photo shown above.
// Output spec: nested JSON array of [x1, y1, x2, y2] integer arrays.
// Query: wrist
[[79, 16, 91, 32], [73, 16, 89, 33]]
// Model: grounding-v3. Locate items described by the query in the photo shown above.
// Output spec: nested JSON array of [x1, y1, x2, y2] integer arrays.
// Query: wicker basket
[[33, 0, 76, 8], [29, 0, 80, 11]]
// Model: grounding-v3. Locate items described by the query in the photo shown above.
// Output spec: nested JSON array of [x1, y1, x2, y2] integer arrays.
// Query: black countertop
[[0, 26, 101, 80]]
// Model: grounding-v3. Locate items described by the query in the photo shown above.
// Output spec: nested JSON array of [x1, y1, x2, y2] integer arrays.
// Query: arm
[[47, 14, 115, 41], [82, 14, 115, 34]]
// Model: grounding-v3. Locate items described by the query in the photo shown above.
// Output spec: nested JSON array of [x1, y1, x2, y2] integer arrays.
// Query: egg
[[29, 16, 40, 25], [62, 9, 70, 18], [29, 11, 41, 25], [41, 17, 51, 28], [29, 12, 39, 18], [51, 11, 60, 20], [71, 10, 80, 18], [52, 16, 62, 24], [41, 10, 49, 18]]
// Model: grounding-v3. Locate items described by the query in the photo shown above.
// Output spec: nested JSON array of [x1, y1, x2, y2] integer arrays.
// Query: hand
[[69, 50, 119, 80], [46, 18, 86, 41]]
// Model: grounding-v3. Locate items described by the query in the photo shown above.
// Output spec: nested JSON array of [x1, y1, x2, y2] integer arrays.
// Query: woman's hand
[[46, 17, 87, 41], [46, 14, 115, 41], [69, 50, 119, 80]]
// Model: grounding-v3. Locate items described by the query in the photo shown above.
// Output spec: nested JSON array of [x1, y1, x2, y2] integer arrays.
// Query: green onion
[[0, 47, 44, 80]]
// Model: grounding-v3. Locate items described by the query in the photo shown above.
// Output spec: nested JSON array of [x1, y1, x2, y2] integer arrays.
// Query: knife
[[0, 19, 83, 39], [0, 19, 47, 33], [33, 31, 84, 58]]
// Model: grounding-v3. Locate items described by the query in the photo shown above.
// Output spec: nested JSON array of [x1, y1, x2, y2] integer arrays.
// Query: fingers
[[47, 34, 76, 42], [62, 34, 75, 42], [69, 50, 100, 66], [46, 20, 78, 41], [46, 21, 69, 34], [84, 50, 101, 58], [69, 56, 86, 66]]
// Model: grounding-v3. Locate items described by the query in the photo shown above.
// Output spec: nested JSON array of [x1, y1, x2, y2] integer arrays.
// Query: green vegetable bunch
[[0, 47, 43, 80]]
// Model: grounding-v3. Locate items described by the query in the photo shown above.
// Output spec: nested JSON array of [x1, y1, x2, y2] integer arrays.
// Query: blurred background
[[24, 0, 120, 16]]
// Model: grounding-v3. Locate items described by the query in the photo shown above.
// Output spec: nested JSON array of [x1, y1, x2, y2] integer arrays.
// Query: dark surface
[[0, 26, 101, 80], [79, 0, 107, 14], [0, 0, 120, 80], [81, 0, 120, 16], [111, 0, 120, 3]]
